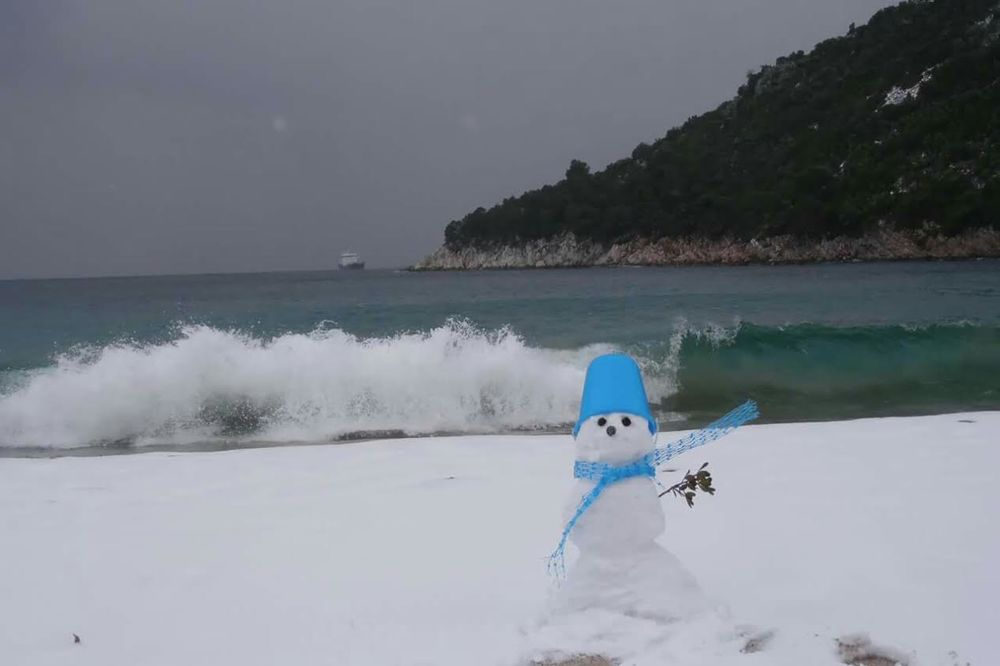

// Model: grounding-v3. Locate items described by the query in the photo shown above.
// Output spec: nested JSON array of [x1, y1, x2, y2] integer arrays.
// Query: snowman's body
[[551, 411, 706, 621]]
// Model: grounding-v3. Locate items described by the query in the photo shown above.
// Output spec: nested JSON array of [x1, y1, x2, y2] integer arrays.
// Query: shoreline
[[0, 427, 565, 460], [1, 408, 994, 458], [410, 253, 999, 272], [410, 227, 1000, 270]]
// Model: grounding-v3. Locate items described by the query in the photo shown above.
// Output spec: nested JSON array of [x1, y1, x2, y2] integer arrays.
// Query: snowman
[[548, 354, 757, 621]]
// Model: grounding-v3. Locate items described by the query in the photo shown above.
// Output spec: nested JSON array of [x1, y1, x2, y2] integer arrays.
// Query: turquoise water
[[1, 261, 998, 450]]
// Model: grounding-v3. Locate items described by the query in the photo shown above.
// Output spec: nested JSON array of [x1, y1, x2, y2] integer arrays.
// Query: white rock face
[[550, 412, 705, 621], [410, 227, 1000, 270]]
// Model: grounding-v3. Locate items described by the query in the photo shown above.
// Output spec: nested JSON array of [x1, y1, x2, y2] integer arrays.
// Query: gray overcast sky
[[1, 0, 896, 278]]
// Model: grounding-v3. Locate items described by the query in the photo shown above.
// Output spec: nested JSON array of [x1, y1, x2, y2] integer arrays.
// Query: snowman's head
[[573, 354, 657, 463], [574, 411, 655, 464]]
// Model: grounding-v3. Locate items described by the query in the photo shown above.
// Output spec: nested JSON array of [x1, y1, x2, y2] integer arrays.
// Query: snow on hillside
[[882, 66, 937, 106]]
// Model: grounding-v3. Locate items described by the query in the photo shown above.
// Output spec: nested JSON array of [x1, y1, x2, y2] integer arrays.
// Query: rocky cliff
[[412, 227, 1000, 270]]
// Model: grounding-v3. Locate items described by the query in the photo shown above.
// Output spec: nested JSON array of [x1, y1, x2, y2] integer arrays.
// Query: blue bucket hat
[[573, 353, 658, 437]]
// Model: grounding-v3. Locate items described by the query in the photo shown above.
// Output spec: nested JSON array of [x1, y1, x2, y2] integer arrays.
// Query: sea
[[1, 260, 998, 454]]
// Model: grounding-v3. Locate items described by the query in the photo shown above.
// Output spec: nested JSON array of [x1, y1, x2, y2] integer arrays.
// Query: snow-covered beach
[[2, 413, 997, 665]]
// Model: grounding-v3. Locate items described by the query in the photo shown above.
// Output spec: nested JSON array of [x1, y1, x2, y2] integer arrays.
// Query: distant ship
[[338, 251, 365, 270]]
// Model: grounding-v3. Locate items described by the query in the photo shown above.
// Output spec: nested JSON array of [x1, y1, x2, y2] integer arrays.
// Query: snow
[[2, 413, 998, 665], [882, 67, 937, 107]]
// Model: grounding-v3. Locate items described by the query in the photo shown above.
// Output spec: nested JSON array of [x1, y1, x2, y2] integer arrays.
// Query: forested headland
[[415, 0, 1000, 269]]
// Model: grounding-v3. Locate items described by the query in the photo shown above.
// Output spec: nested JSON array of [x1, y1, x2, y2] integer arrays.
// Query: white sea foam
[[0, 321, 682, 449]]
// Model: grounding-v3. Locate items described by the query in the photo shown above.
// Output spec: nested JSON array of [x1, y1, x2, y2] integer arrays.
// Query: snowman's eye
[[597, 417, 607, 427], [621, 416, 632, 427]]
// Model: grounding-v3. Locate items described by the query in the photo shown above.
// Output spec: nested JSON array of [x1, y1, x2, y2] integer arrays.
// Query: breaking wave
[[666, 320, 1000, 422], [0, 321, 645, 450], [1, 318, 998, 451]]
